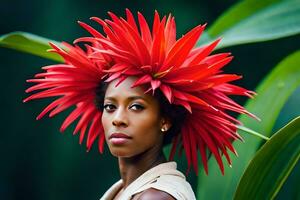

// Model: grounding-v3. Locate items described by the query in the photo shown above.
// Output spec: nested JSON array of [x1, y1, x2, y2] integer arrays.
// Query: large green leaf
[[0, 31, 63, 62], [208, 0, 281, 37], [234, 117, 300, 199], [197, 51, 300, 199], [198, 0, 300, 49]]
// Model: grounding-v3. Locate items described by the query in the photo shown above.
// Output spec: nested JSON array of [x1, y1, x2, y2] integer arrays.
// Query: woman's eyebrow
[[104, 96, 148, 102]]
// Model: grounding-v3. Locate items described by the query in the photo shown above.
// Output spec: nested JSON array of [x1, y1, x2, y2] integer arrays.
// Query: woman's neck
[[118, 146, 166, 189]]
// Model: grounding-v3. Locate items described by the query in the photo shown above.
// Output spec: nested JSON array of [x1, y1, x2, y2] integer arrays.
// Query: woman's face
[[101, 76, 165, 158]]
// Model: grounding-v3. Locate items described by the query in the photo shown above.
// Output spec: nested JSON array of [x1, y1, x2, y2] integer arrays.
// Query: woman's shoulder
[[153, 173, 195, 198], [132, 167, 196, 199], [132, 188, 176, 200]]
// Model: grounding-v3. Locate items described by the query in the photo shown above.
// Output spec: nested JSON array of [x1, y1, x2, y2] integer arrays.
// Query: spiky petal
[[24, 42, 105, 152]]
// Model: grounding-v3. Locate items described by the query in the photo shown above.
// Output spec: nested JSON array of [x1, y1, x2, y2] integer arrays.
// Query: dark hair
[[94, 82, 188, 146]]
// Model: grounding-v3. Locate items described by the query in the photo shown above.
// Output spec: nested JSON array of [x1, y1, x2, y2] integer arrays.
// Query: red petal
[[173, 89, 210, 107], [164, 15, 176, 51], [151, 21, 166, 68], [138, 12, 152, 50], [78, 21, 104, 39], [131, 74, 152, 88], [86, 112, 102, 151], [98, 132, 105, 153], [197, 136, 208, 174], [60, 102, 89, 132], [152, 11, 161, 38], [73, 106, 96, 136], [105, 72, 122, 83], [126, 9, 139, 33], [151, 79, 161, 91], [194, 122, 224, 175], [162, 25, 205, 69], [173, 99, 192, 113], [169, 134, 179, 161], [187, 38, 221, 66], [159, 84, 173, 103]]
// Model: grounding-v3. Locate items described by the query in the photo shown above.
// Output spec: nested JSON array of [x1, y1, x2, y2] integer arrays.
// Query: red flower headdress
[[24, 9, 256, 175]]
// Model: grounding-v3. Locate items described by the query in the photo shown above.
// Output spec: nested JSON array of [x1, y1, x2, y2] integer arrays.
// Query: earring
[[161, 127, 167, 132]]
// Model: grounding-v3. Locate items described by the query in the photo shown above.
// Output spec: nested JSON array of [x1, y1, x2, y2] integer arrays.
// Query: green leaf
[[197, 50, 300, 199], [234, 117, 300, 199], [208, 0, 281, 37], [198, 0, 300, 49], [0, 31, 64, 62]]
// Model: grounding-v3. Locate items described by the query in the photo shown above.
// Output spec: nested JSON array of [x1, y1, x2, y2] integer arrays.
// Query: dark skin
[[101, 77, 175, 200]]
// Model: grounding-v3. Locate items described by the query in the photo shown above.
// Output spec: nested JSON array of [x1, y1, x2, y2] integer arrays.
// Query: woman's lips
[[109, 133, 132, 145]]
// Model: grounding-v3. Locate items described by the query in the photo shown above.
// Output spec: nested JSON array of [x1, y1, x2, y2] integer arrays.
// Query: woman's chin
[[109, 147, 133, 158]]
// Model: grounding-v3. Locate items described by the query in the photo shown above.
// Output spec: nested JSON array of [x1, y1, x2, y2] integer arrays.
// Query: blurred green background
[[0, 0, 299, 199]]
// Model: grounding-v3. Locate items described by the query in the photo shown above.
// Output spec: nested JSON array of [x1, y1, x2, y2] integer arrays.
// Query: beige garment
[[100, 162, 196, 200]]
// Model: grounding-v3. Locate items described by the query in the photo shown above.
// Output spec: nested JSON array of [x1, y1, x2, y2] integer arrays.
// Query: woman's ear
[[160, 117, 172, 132]]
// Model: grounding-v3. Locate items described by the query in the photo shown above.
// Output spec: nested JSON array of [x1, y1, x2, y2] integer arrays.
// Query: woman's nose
[[112, 109, 128, 127]]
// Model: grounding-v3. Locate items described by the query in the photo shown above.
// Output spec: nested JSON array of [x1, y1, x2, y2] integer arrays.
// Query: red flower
[[24, 43, 106, 153], [25, 9, 256, 175]]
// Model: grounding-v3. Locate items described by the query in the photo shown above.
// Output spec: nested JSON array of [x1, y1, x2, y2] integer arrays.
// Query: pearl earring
[[161, 127, 167, 132]]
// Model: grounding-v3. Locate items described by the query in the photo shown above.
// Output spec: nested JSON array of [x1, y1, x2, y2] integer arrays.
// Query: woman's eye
[[103, 104, 116, 112], [130, 104, 144, 111]]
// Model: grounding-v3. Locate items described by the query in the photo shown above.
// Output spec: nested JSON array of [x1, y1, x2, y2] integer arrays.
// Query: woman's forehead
[[104, 77, 153, 101]]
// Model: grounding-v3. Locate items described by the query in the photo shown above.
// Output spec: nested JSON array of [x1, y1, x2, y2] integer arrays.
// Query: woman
[[99, 76, 194, 199], [24, 9, 254, 200]]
